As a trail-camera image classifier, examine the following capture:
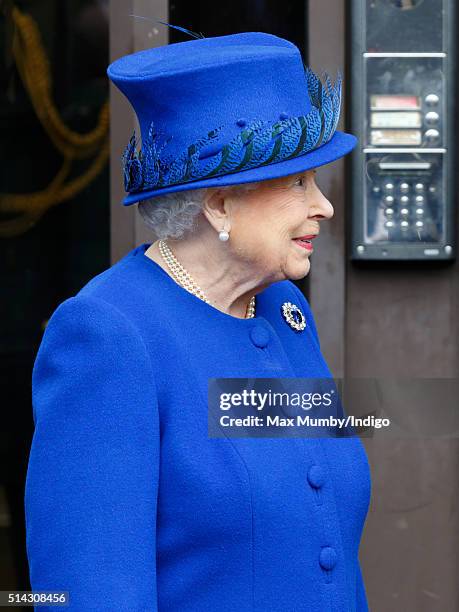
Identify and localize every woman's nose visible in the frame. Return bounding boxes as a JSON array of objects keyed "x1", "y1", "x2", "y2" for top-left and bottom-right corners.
[{"x1": 308, "y1": 187, "x2": 334, "y2": 221}]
